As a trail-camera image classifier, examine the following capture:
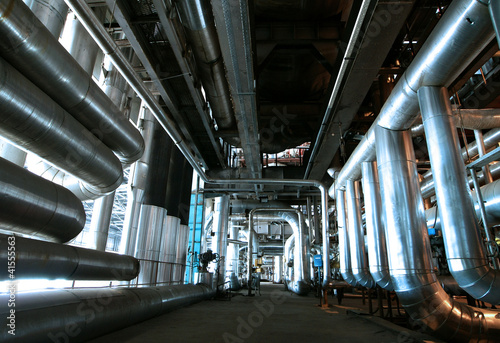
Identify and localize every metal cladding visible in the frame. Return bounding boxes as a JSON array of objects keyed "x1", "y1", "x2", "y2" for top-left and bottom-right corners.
[
  {"x1": 330, "y1": 0, "x2": 496, "y2": 197},
  {"x1": 249, "y1": 206, "x2": 311, "y2": 295},
  {"x1": 176, "y1": 0, "x2": 236, "y2": 130},
  {"x1": 0, "y1": 0, "x2": 145, "y2": 164},
  {"x1": 0, "y1": 284, "x2": 214, "y2": 342},
  {"x1": 0, "y1": 157, "x2": 85, "y2": 243},
  {"x1": 419, "y1": 86, "x2": 500, "y2": 305},
  {"x1": 173, "y1": 224, "x2": 190, "y2": 284},
  {"x1": 0, "y1": 233, "x2": 139, "y2": 280},
  {"x1": 376, "y1": 126, "x2": 500, "y2": 342},
  {"x1": 135, "y1": 205, "x2": 167, "y2": 286},
  {"x1": 346, "y1": 180, "x2": 376, "y2": 288},
  {"x1": 490, "y1": 0, "x2": 500, "y2": 47},
  {"x1": 212, "y1": 196, "x2": 230, "y2": 288},
  {"x1": 336, "y1": 189, "x2": 357, "y2": 286},
  {"x1": 0, "y1": 56, "x2": 123, "y2": 195},
  {"x1": 157, "y1": 215, "x2": 180, "y2": 284},
  {"x1": 361, "y1": 162, "x2": 393, "y2": 291},
  {"x1": 24, "y1": 0, "x2": 68, "y2": 37}
]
